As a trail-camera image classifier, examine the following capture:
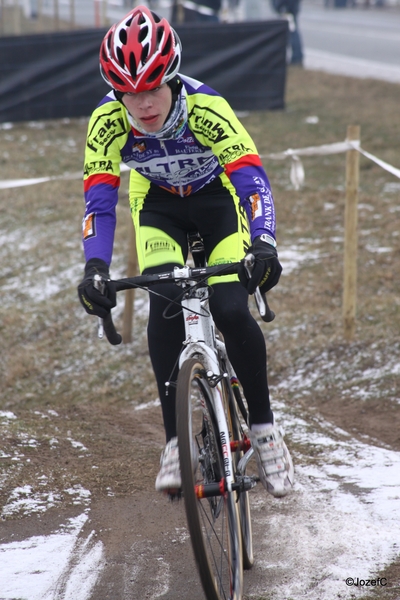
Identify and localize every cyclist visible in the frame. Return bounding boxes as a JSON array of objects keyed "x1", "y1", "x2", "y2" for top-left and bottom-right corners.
[{"x1": 78, "y1": 5, "x2": 294, "y2": 498}]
